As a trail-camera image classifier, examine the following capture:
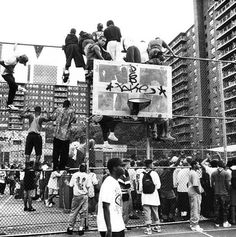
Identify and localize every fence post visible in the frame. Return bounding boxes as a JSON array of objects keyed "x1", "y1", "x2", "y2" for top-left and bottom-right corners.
[
  {"x1": 218, "y1": 62, "x2": 227, "y2": 162},
  {"x1": 85, "y1": 78, "x2": 91, "y2": 171}
]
